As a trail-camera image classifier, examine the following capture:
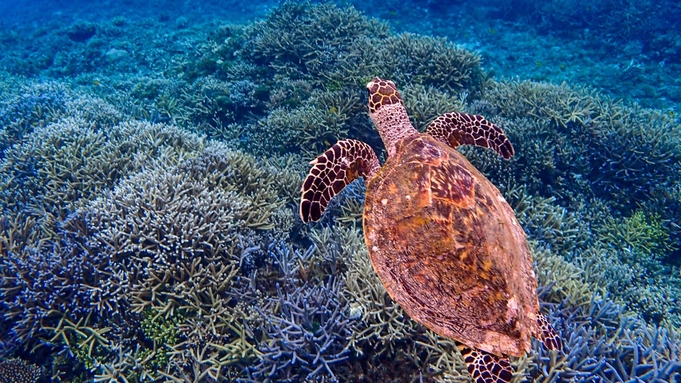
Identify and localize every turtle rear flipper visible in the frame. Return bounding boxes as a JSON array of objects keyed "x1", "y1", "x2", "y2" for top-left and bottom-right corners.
[
  {"x1": 426, "y1": 112, "x2": 514, "y2": 159},
  {"x1": 460, "y1": 346, "x2": 513, "y2": 383},
  {"x1": 537, "y1": 313, "x2": 562, "y2": 351},
  {"x1": 300, "y1": 139, "x2": 380, "y2": 223}
]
